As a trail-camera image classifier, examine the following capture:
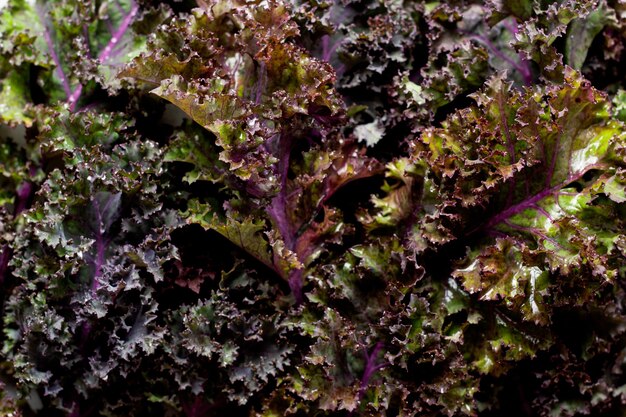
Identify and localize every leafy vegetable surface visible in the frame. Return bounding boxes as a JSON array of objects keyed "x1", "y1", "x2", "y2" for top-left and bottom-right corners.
[{"x1": 2, "y1": 0, "x2": 626, "y2": 416}]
